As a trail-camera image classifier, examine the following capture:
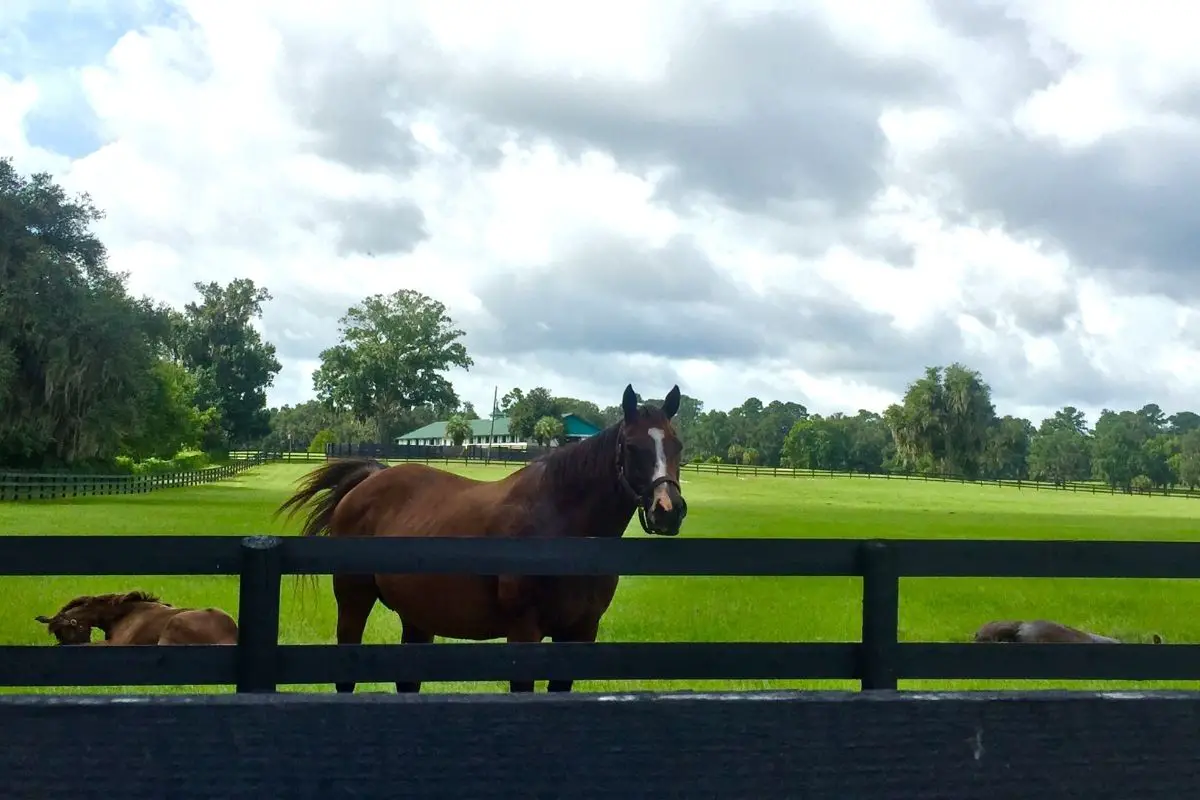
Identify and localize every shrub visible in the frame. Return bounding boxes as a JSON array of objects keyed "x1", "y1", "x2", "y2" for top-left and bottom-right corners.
[
  {"x1": 308, "y1": 429, "x2": 337, "y2": 454},
  {"x1": 171, "y1": 449, "x2": 209, "y2": 471},
  {"x1": 131, "y1": 457, "x2": 175, "y2": 475}
]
